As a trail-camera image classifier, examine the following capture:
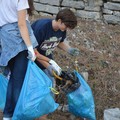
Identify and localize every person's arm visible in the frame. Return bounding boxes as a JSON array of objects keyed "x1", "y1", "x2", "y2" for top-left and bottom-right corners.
[
  {"x1": 34, "y1": 49, "x2": 50, "y2": 62},
  {"x1": 58, "y1": 42, "x2": 80, "y2": 56},
  {"x1": 36, "y1": 58, "x2": 49, "y2": 69},
  {"x1": 18, "y1": 9, "x2": 36, "y2": 61},
  {"x1": 34, "y1": 49, "x2": 62, "y2": 75},
  {"x1": 58, "y1": 42, "x2": 71, "y2": 52},
  {"x1": 36, "y1": 58, "x2": 61, "y2": 76},
  {"x1": 18, "y1": 9, "x2": 31, "y2": 47}
]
